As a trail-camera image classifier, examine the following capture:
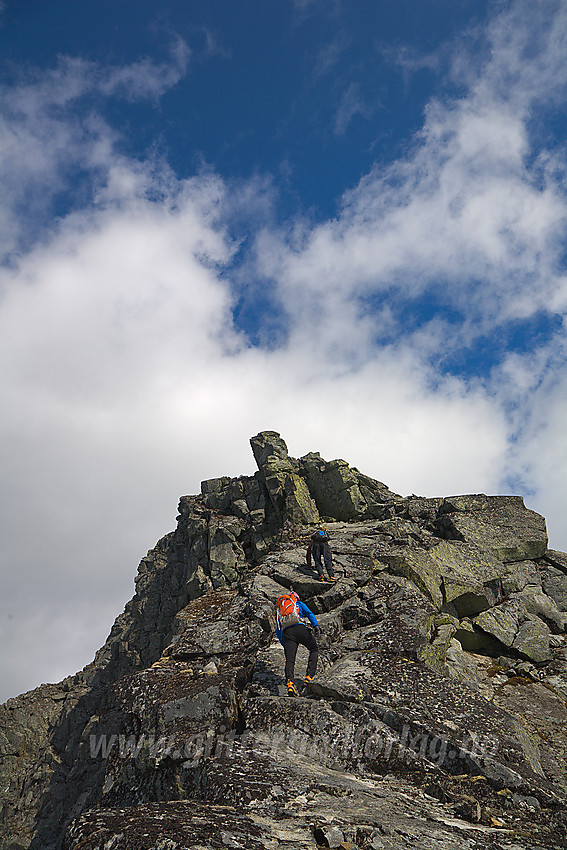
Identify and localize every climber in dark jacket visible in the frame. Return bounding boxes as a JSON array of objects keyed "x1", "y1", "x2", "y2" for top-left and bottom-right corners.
[
  {"x1": 276, "y1": 592, "x2": 320, "y2": 696},
  {"x1": 306, "y1": 529, "x2": 335, "y2": 582}
]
